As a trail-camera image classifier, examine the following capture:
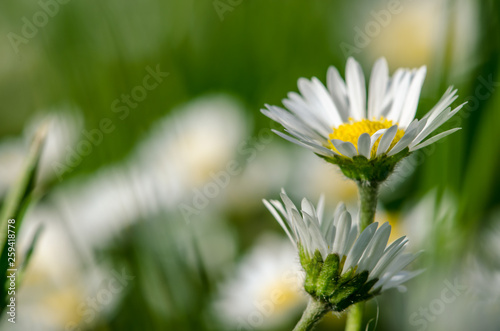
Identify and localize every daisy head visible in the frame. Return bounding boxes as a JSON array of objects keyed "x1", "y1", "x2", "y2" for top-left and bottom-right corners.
[
  {"x1": 262, "y1": 57, "x2": 465, "y2": 182},
  {"x1": 213, "y1": 235, "x2": 306, "y2": 330},
  {"x1": 263, "y1": 190, "x2": 422, "y2": 312}
]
